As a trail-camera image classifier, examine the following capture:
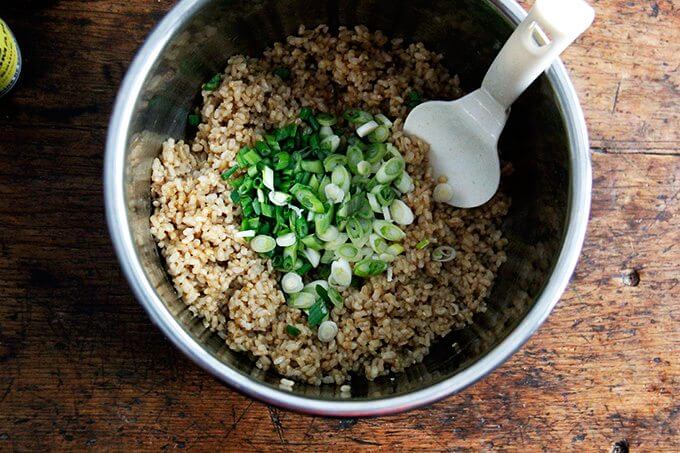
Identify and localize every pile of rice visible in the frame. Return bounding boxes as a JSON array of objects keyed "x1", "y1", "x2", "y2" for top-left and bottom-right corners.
[{"x1": 150, "y1": 25, "x2": 510, "y2": 385}]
